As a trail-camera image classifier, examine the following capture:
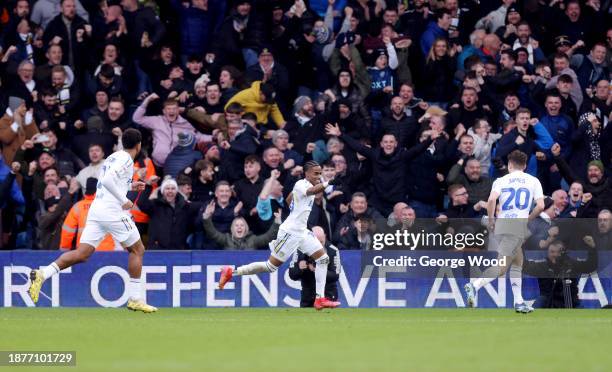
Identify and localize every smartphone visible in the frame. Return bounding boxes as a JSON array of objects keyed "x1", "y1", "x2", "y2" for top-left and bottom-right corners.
[{"x1": 34, "y1": 134, "x2": 50, "y2": 143}]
